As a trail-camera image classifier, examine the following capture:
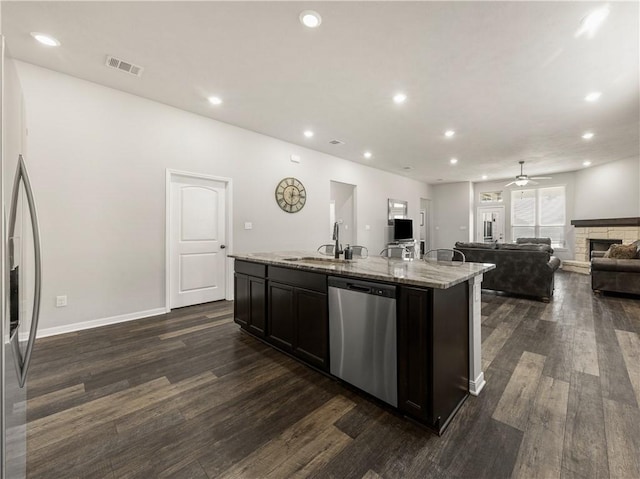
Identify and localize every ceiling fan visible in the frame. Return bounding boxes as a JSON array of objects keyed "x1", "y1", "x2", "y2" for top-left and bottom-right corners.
[{"x1": 504, "y1": 161, "x2": 552, "y2": 187}]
